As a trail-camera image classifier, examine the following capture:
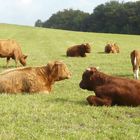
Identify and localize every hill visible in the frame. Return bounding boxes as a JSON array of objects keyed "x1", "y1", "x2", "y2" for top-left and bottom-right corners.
[{"x1": 0, "y1": 24, "x2": 139, "y2": 140}]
